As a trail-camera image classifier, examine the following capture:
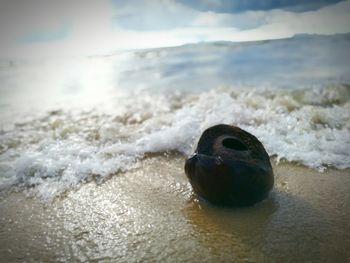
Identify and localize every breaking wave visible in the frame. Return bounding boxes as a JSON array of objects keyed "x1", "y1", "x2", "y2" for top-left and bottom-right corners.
[{"x1": 0, "y1": 85, "x2": 349, "y2": 199}]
